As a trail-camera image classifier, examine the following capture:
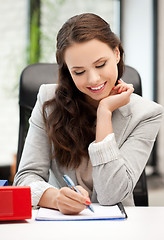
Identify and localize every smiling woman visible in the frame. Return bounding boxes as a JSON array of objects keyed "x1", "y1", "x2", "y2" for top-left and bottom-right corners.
[{"x1": 14, "y1": 13, "x2": 163, "y2": 215}]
